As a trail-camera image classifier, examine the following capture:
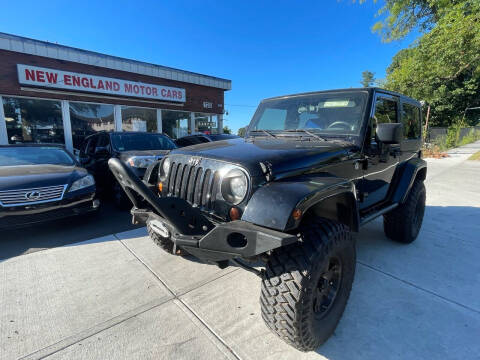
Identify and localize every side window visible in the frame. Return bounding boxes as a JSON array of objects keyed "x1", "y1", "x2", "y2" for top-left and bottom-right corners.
[
  {"x1": 372, "y1": 97, "x2": 397, "y2": 138},
  {"x1": 402, "y1": 103, "x2": 421, "y2": 139}
]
